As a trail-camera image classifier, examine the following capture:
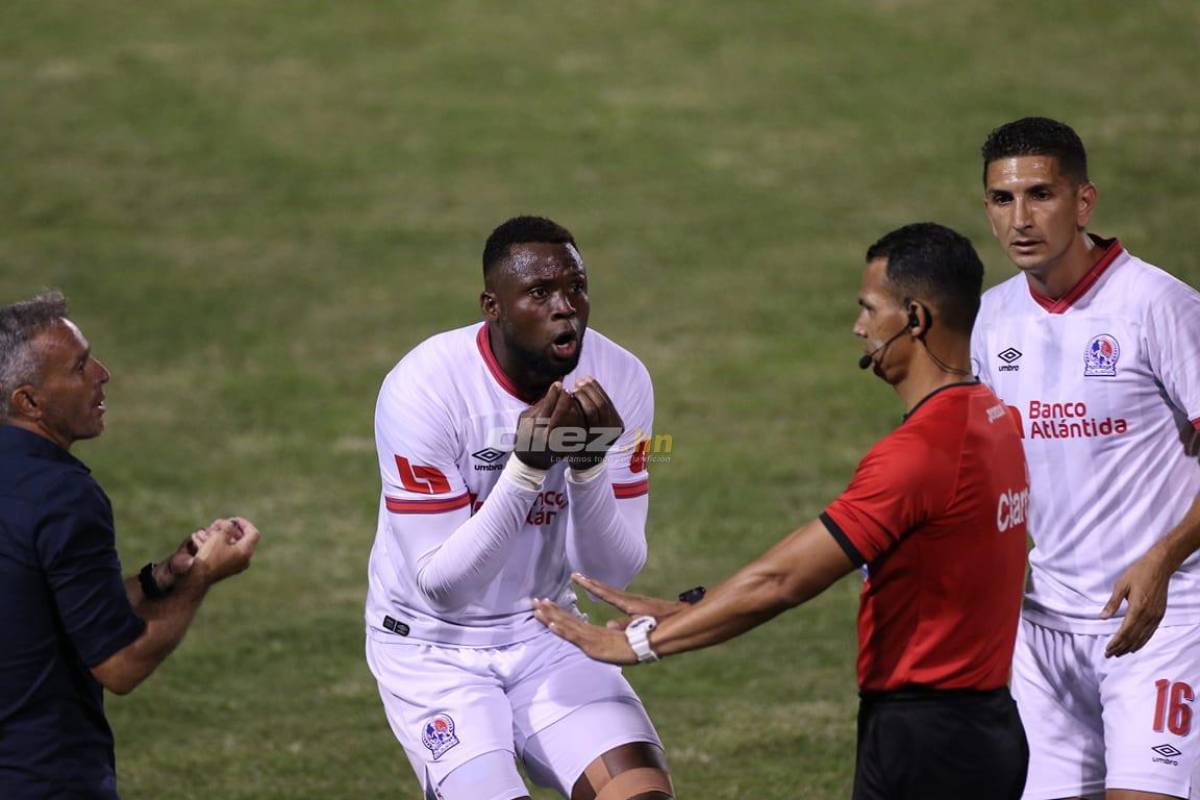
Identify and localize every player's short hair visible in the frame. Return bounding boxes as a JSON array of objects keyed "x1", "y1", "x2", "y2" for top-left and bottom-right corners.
[
  {"x1": 482, "y1": 216, "x2": 577, "y2": 279},
  {"x1": 0, "y1": 290, "x2": 70, "y2": 419},
  {"x1": 866, "y1": 223, "x2": 984, "y2": 335},
  {"x1": 981, "y1": 117, "x2": 1089, "y2": 186}
]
